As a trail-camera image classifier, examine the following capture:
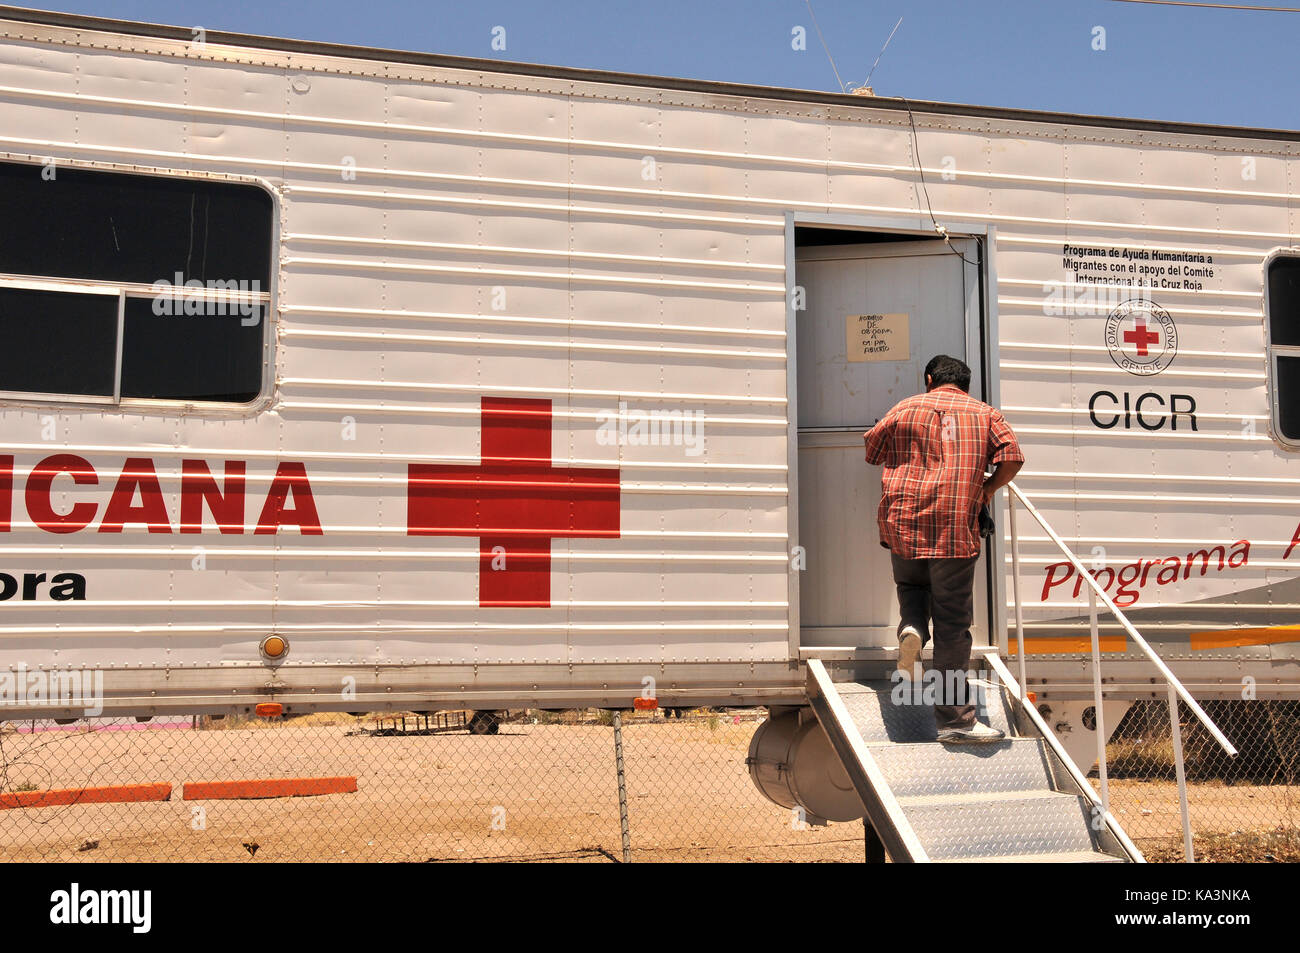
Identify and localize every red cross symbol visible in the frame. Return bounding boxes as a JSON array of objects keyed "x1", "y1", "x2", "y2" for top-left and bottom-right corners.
[
  {"x1": 407, "y1": 397, "x2": 621, "y2": 607},
  {"x1": 1123, "y1": 319, "x2": 1161, "y2": 357}
]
